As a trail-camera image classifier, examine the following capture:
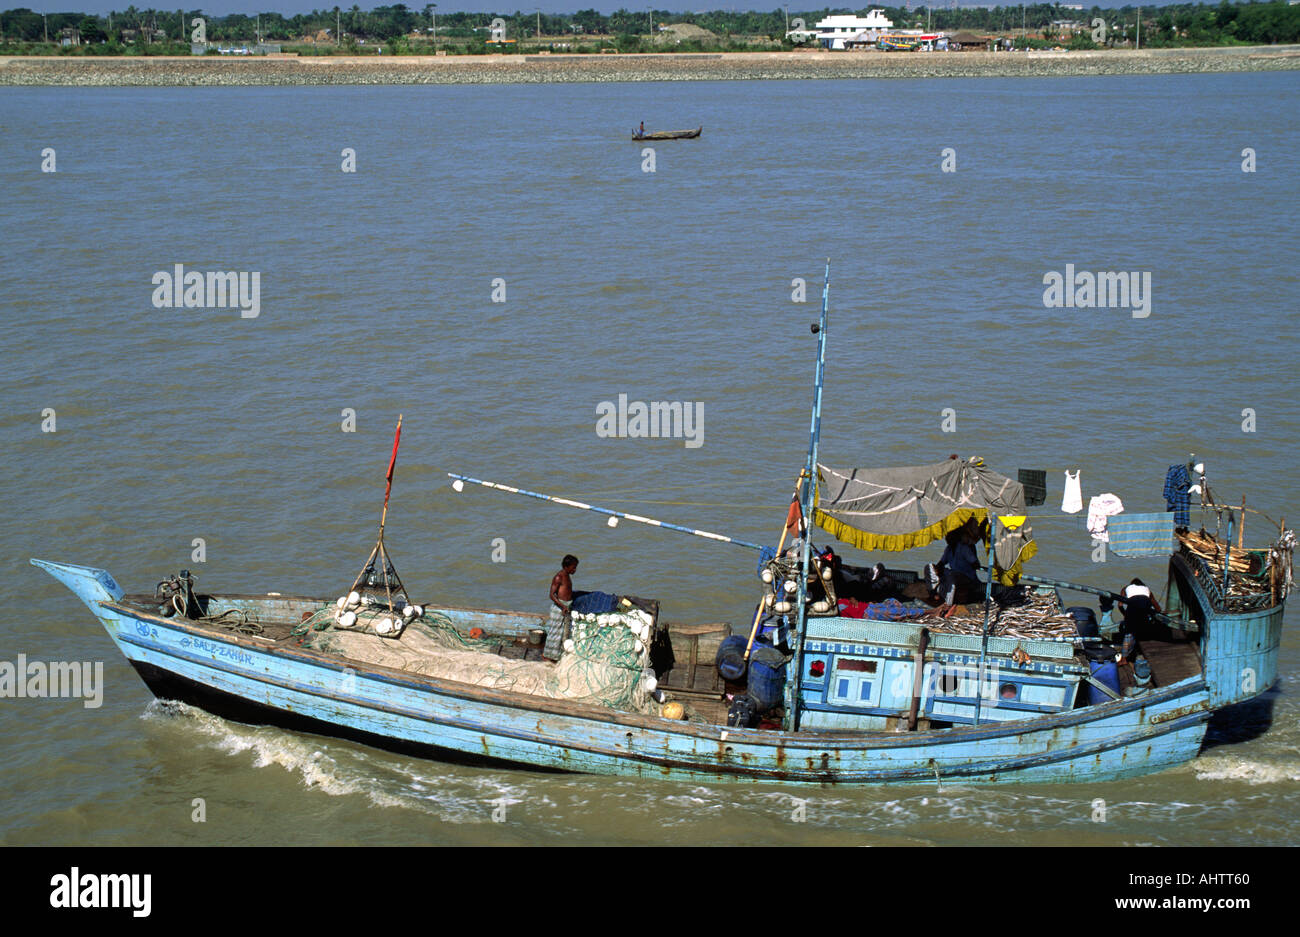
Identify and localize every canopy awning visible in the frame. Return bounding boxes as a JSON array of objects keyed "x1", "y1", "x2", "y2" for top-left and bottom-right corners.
[{"x1": 813, "y1": 458, "x2": 1031, "y2": 562}]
